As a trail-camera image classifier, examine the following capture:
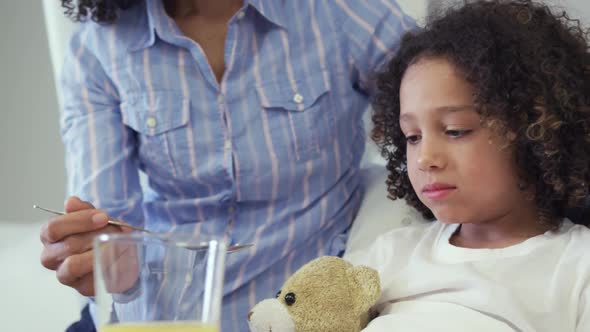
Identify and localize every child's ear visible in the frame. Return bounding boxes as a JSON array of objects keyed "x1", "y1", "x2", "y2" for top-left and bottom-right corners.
[{"x1": 347, "y1": 265, "x2": 381, "y2": 313}]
